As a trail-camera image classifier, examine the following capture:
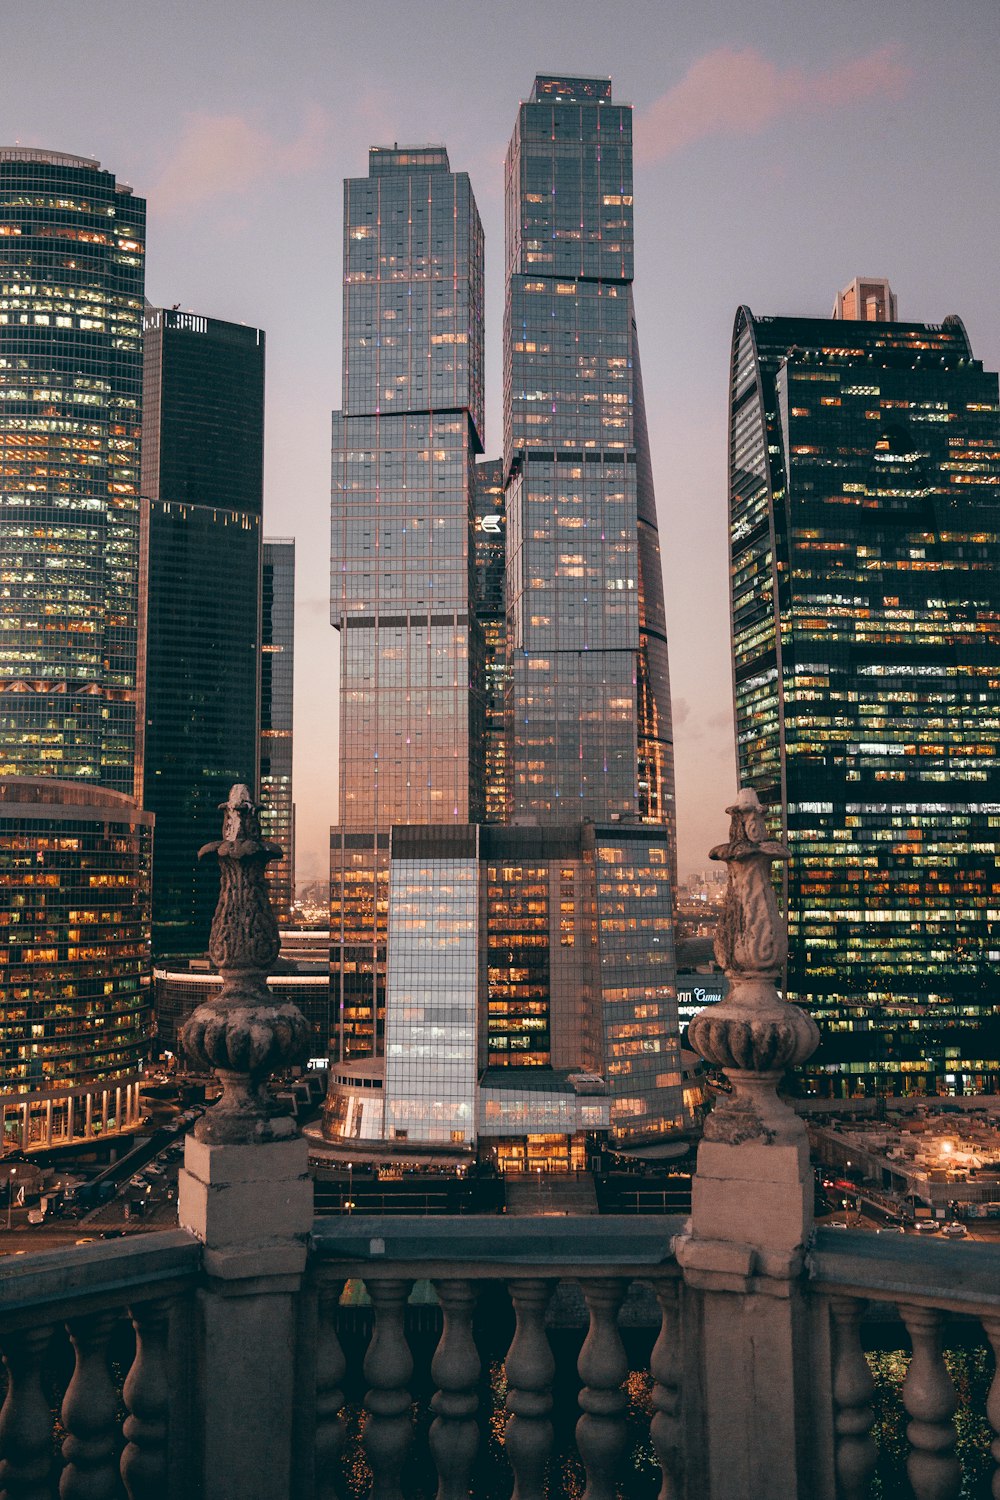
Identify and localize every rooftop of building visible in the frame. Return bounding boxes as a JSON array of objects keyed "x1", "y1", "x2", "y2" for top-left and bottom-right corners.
[
  {"x1": 367, "y1": 144, "x2": 451, "y2": 176},
  {"x1": 0, "y1": 146, "x2": 135, "y2": 193},
  {"x1": 529, "y1": 75, "x2": 613, "y2": 104}
]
